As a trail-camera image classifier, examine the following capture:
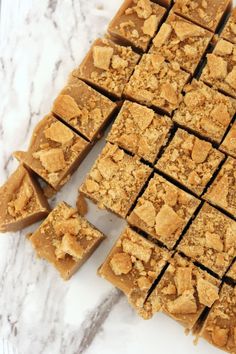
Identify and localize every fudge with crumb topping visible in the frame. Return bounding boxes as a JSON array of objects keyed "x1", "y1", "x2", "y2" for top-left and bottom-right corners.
[
  {"x1": 226, "y1": 260, "x2": 236, "y2": 282},
  {"x1": 220, "y1": 120, "x2": 236, "y2": 158},
  {"x1": 221, "y1": 8, "x2": 236, "y2": 44}
]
